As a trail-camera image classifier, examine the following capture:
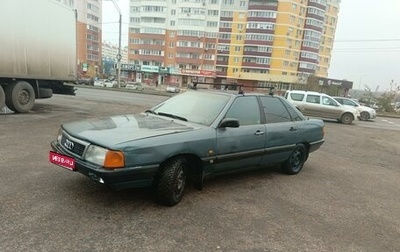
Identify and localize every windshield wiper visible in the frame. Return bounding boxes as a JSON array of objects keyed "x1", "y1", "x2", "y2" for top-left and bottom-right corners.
[
  {"x1": 145, "y1": 109, "x2": 158, "y2": 115},
  {"x1": 157, "y1": 112, "x2": 188, "y2": 121}
]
